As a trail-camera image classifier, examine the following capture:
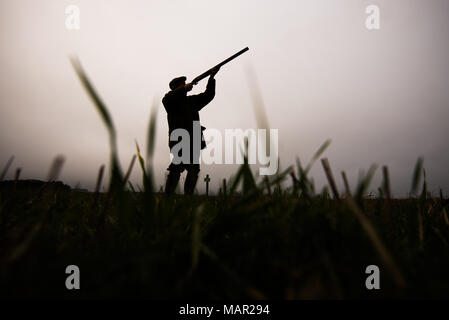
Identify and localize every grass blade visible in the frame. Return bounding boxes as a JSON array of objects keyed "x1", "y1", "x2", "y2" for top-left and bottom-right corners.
[
  {"x1": 146, "y1": 98, "x2": 159, "y2": 163},
  {"x1": 355, "y1": 164, "x2": 378, "y2": 199},
  {"x1": 321, "y1": 158, "x2": 340, "y2": 200},
  {"x1": 14, "y1": 168, "x2": 21, "y2": 181},
  {"x1": 341, "y1": 171, "x2": 351, "y2": 197},
  {"x1": 0, "y1": 156, "x2": 14, "y2": 181},
  {"x1": 410, "y1": 157, "x2": 424, "y2": 196},
  {"x1": 382, "y1": 166, "x2": 392, "y2": 200},
  {"x1": 47, "y1": 155, "x2": 65, "y2": 182},
  {"x1": 69, "y1": 56, "x2": 123, "y2": 192},
  {"x1": 306, "y1": 139, "x2": 331, "y2": 174},
  {"x1": 123, "y1": 155, "x2": 137, "y2": 186},
  {"x1": 95, "y1": 164, "x2": 105, "y2": 193}
]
